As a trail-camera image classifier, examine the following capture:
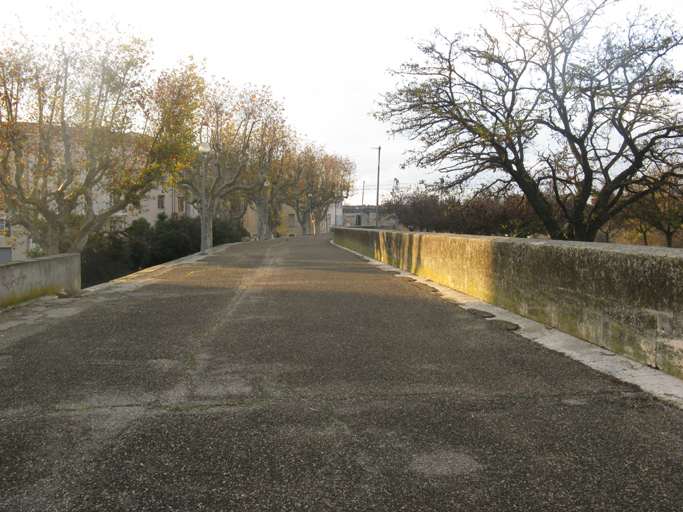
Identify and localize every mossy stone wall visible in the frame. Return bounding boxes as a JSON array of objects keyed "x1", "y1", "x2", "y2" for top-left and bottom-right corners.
[{"x1": 335, "y1": 228, "x2": 683, "y2": 379}]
